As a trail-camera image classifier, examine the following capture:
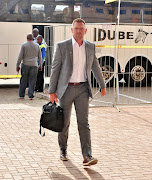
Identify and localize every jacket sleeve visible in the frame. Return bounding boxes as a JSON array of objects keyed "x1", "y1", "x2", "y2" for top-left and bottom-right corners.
[
  {"x1": 92, "y1": 45, "x2": 106, "y2": 89},
  {"x1": 16, "y1": 45, "x2": 24, "y2": 68},
  {"x1": 48, "y1": 43, "x2": 62, "y2": 94},
  {"x1": 38, "y1": 47, "x2": 43, "y2": 68}
]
